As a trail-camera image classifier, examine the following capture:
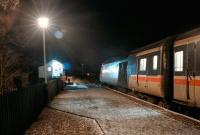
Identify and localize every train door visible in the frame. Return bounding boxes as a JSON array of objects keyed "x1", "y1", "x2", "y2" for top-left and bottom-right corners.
[
  {"x1": 174, "y1": 43, "x2": 196, "y2": 104},
  {"x1": 118, "y1": 61, "x2": 128, "y2": 88},
  {"x1": 136, "y1": 56, "x2": 148, "y2": 92},
  {"x1": 195, "y1": 41, "x2": 200, "y2": 107},
  {"x1": 127, "y1": 54, "x2": 137, "y2": 90},
  {"x1": 147, "y1": 53, "x2": 163, "y2": 97}
]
